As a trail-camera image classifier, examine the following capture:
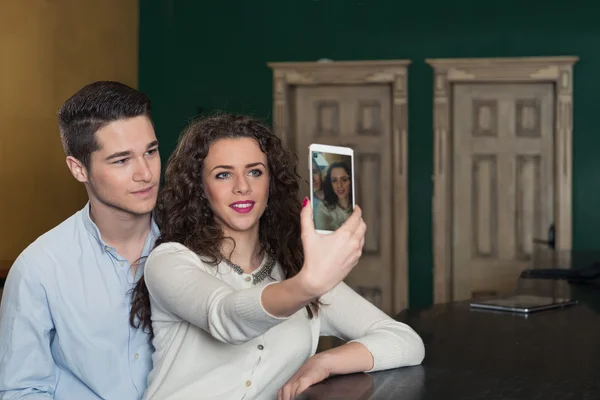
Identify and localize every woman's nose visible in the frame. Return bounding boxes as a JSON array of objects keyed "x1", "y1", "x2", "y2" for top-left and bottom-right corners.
[{"x1": 233, "y1": 175, "x2": 251, "y2": 194}]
